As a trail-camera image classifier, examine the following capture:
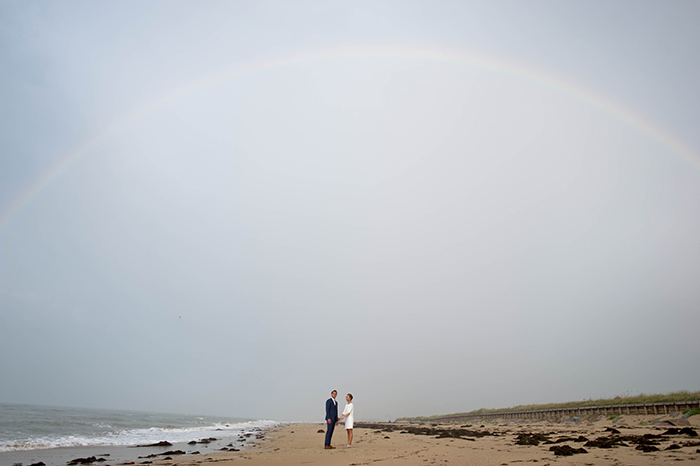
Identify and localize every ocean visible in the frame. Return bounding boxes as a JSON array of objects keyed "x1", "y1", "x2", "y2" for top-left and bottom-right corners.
[{"x1": 0, "y1": 403, "x2": 281, "y2": 466}]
